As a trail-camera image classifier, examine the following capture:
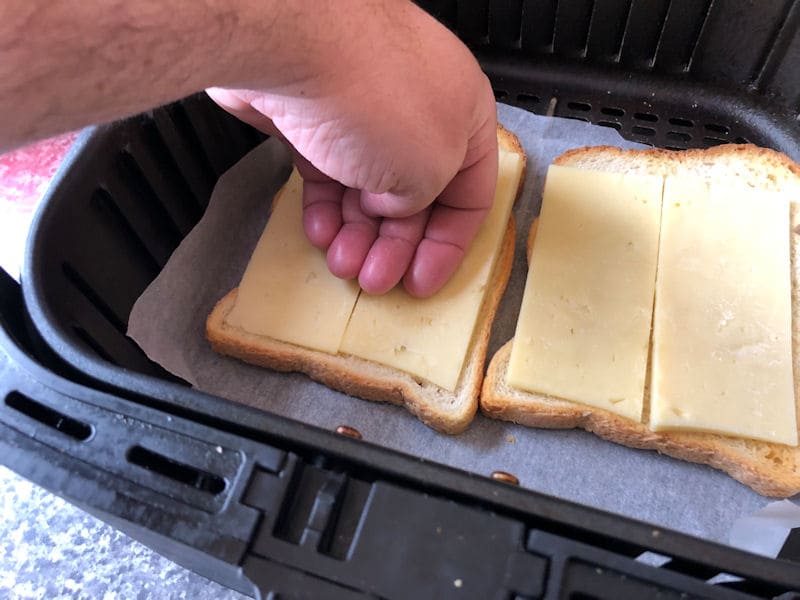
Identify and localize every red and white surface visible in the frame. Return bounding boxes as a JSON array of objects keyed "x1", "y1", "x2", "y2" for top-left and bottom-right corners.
[{"x1": 0, "y1": 132, "x2": 77, "y2": 279}]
